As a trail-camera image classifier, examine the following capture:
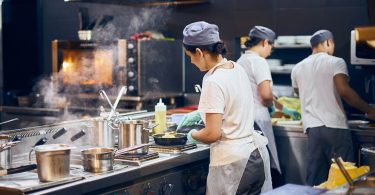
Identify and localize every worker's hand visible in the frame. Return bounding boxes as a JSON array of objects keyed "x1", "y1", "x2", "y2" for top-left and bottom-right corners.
[
  {"x1": 366, "y1": 108, "x2": 375, "y2": 120},
  {"x1": 177, "y1": 110, "x2": 201, "y2": 129},
  {"x1": 187, "y1": 129, "x2": 199, "y2": 144},
  {"x1": 281, "y1": 107, "x2": 301, "y2": 120},
  {"x1": 268, "y1": 105, "x2": 276, "y2": 115}
]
